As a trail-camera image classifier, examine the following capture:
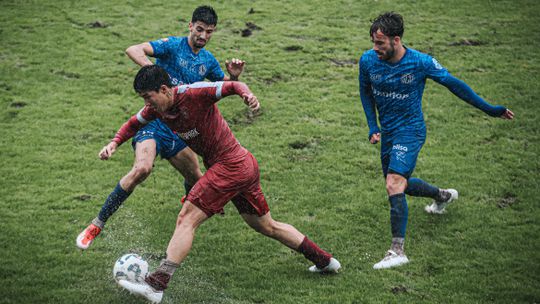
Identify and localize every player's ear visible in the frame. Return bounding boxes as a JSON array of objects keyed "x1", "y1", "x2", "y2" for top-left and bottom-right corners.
[{"x1": 160, "y1": 85, "x2": 169, "y2": 95}]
